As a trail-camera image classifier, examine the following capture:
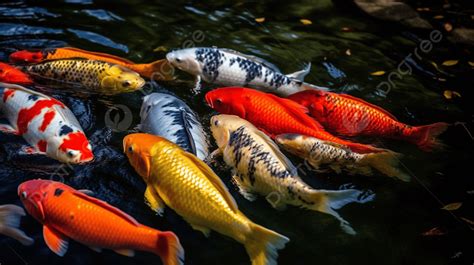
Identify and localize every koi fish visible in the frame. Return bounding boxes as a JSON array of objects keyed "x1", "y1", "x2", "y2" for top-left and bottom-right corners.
[
  {"x1": 0, "y1": 82, "x2": 93, "y2": 164},
  {"x1": 138, "y1": 93, "x2": 209, "y2": 161},
  {"x1": 275, "y1": 134, "x2": 410, "y2": 181},
  {"x1": 205, "y1": 87, "x2": 384, "y2": 154},
  {"x1": 166, "y1": 47, "x2": 327, "y2": 96},
  {"x1": 18, "y1": 179, "x2": 184, "y2": 265},
  {"x1": 288, "y1": 90, "x2": 449, "y2": 151},
  {"x1": 0, "y1": 62, "x2": 33, "y2": 85},
  {"x1": 0, "y1": 204, "x2": 34, "y2": 246},
  {"x1": 123, "y1": 133, "x2": 289, "y2": 265},
  {"x1": 10, "y1": 47, "x2": 174, "y2": 80},
  {"x1": 210, "y1": 114, "x2": 375, "y2": 235},
  {"x1": 20, "y1": 59, "x2": 145, "y2": 95}
]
